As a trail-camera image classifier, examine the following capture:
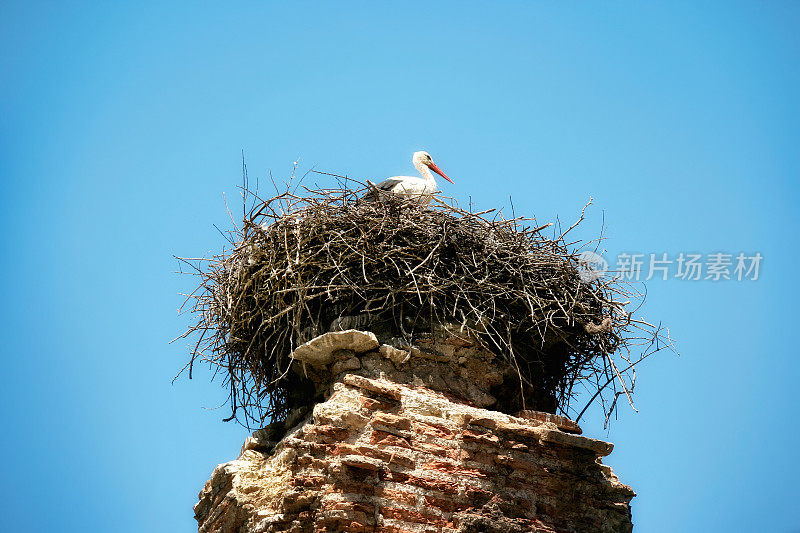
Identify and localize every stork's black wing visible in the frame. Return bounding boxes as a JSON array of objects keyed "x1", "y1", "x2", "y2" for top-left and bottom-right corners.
[
  {"x1": 373, "y1": 178, "x2": 405, "y2": 191},
  {"x1": 360, "y1": 178, "x2": 405, "y2": 203}
]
